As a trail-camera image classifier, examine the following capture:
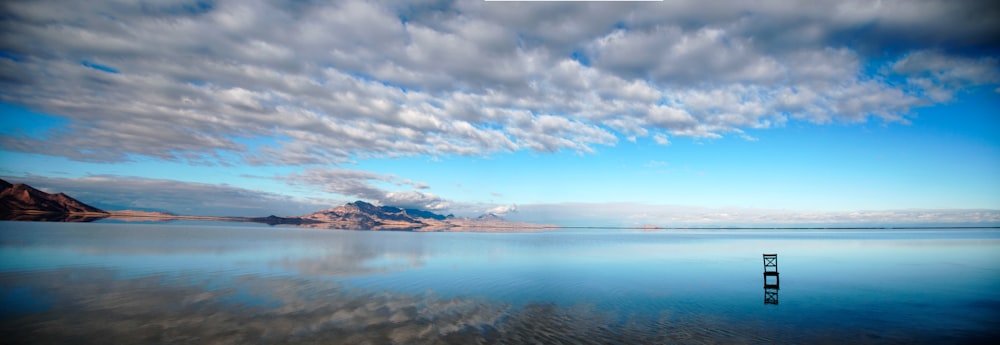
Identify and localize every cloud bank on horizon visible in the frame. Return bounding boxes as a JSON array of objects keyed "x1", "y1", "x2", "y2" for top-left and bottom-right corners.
[
  {"x1": 1, "y1": 0, "x2": 999, "y2": 222},
  {"x1": 5, "y1": 174, "x2": 336, "y2": 217},
  {"x1": 6, "y1": 174, "x2": 999, "y2": 226}
]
